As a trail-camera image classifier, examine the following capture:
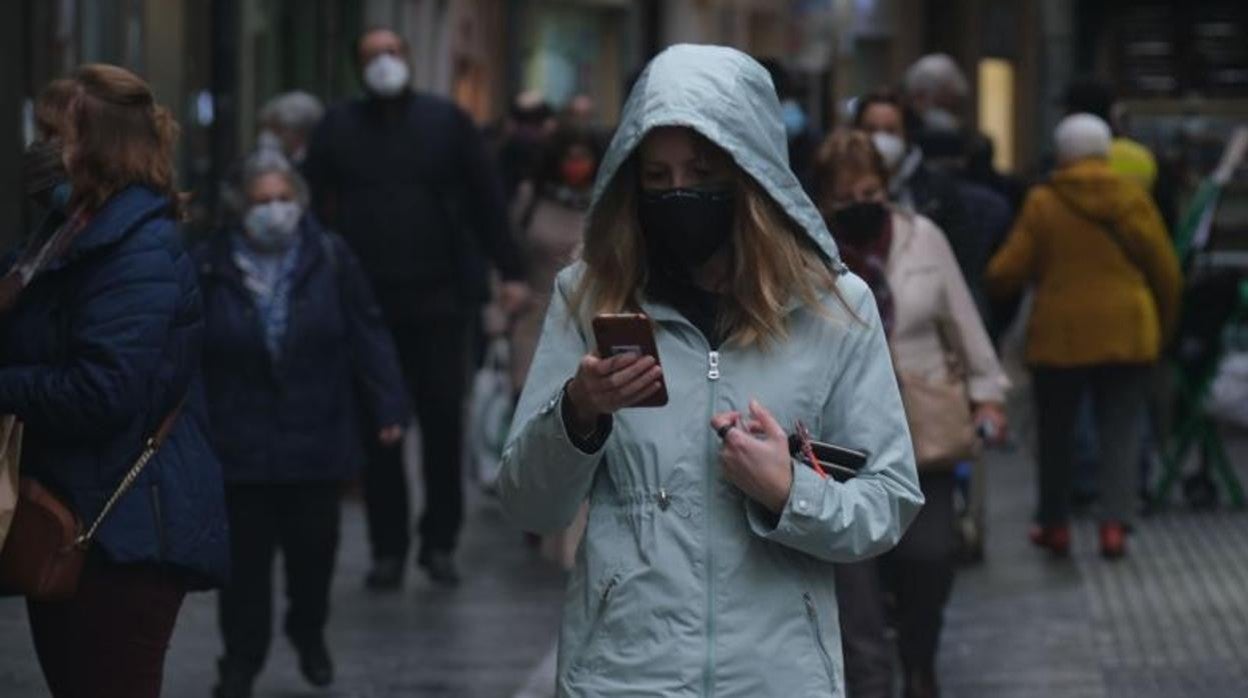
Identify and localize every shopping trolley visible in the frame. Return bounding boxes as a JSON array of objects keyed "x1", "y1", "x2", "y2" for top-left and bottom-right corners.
[
  {"x1": 1151, "y1": 128, "x2": 1248, "y2": 509},
  {"x1": 1152, "y1": 272, "x2": 1248, "y2": 509}
]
